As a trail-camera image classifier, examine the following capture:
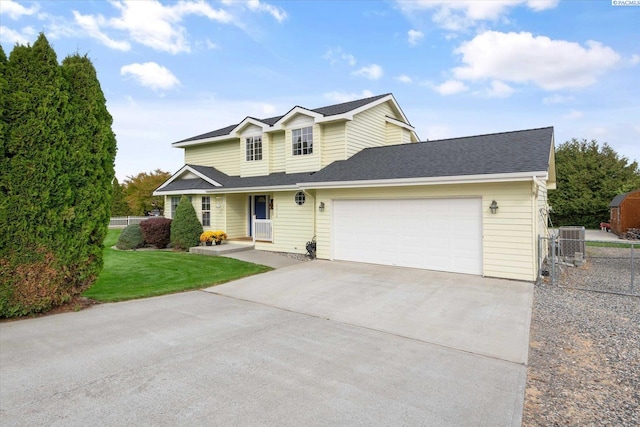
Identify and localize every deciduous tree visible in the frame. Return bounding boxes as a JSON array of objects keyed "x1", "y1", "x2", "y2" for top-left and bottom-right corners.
[{"x1": 123, "y1": 169, "x2": 171, "y2": 215}]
